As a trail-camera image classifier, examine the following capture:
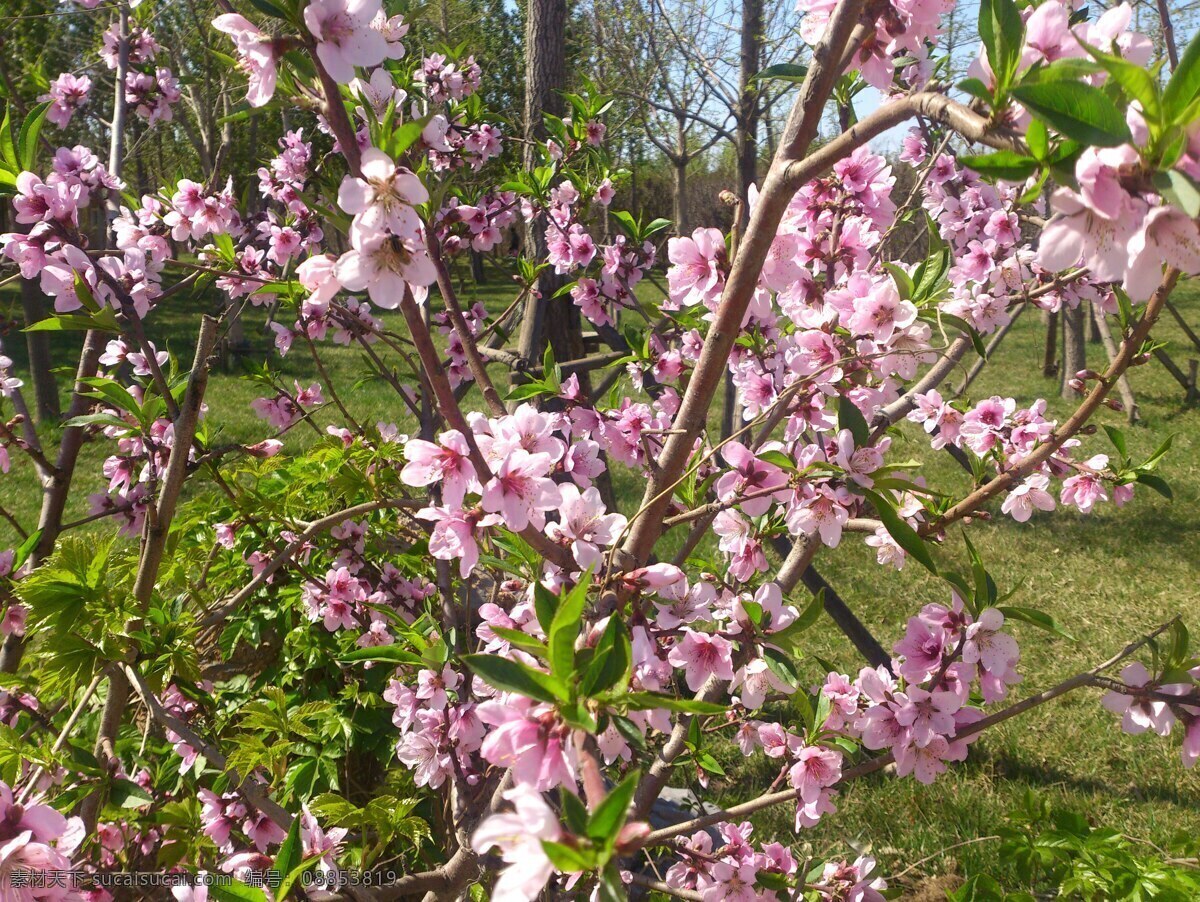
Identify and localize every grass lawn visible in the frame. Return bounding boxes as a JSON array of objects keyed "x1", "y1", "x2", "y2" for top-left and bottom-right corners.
[{"x1": 2, "y1": 266, "x2": 1199, "y2": 891}]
